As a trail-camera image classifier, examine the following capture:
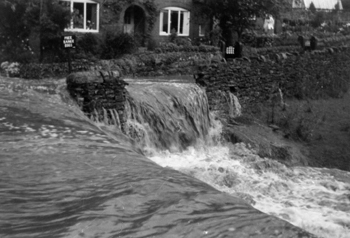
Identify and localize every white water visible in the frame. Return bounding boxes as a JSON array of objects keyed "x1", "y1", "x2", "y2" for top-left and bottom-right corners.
[{"x1": 147, "y1": 121, "x2": 350, "y2": 238}]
